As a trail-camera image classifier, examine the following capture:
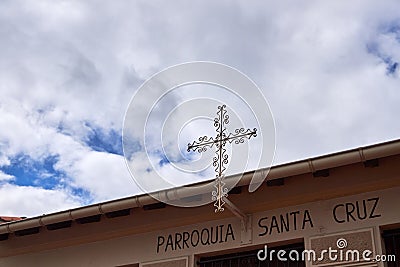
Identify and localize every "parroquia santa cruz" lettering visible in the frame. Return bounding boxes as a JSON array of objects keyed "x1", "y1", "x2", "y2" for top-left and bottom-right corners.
[
  {"x1": 258, "y1": 209, "x2": 314, "y2": 236},
  {"x1": 157, "y1": 224, "x2": 235, "y2": 253}
]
